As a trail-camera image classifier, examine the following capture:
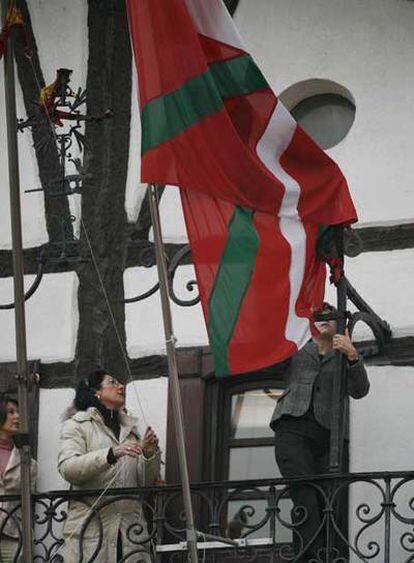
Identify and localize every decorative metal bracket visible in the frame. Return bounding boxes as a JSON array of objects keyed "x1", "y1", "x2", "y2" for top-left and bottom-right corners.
[
  {"x1": 123, "y1": 242, "x2": 199, "y2": 307},
  {"x1": 167, "y1": 245, "x2": 199, "y2": 307},
  {"x1": 1, "y1": 69, "x2": 101, "y2": 309},
  {"x1": 0, "y1": 250, "x2": 45, "y2": 310},
  {"x1": 346, "y1": 277, "x2": 392, "y2": 357},
  {"x1": 20, "y1": 68, "x2": 110, "y2": 196}
]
